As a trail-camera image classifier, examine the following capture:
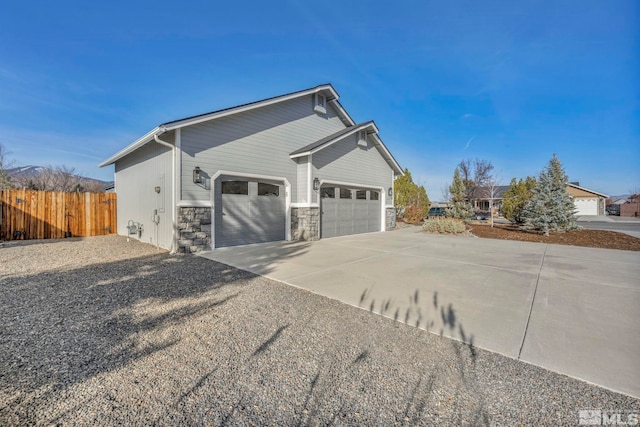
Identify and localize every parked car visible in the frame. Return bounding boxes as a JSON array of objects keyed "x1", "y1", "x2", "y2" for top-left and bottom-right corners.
[
  {"x1": 606, "y1": 205, "x2": 620, "y2": 216},
  {"x1": 474, "y1": 210, "x2": 491, "y2": 220},
  {"x1": 427, "y1": 207, "x2": 447, "y2": 217}
]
